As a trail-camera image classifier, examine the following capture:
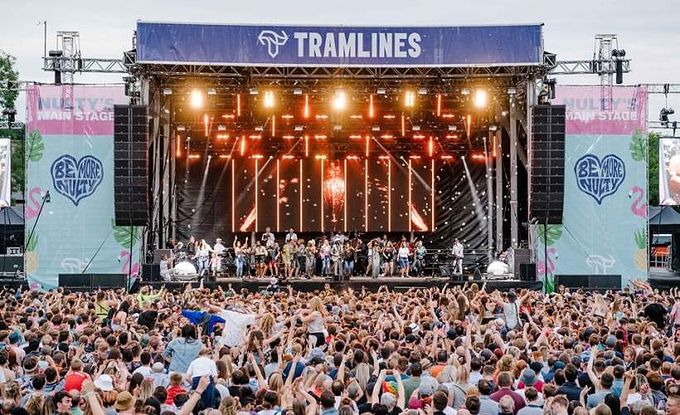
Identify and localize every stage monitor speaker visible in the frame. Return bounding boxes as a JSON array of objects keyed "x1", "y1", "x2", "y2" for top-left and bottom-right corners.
[
  {"x1": 530, "y1": 105, "x2": 566, "y2": 224},
  {"x1": 519, "y1": 263, "x2": 537, "y2": 281},
  {"x1": 554, "y1": 274, "x2": 621, "y2": 291},
  {"x1": 142, "y1": 263, "x2": 160, "y2": 282},
  {"x1": 114, "y1": 105, "x2": 149, "y2": 226},
  {"x1": 0, "y1": 256, "x2": 23, "y2": 273},
  {"x1": 59, "y1": 273, "x2": 127, "y2": 289}
]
